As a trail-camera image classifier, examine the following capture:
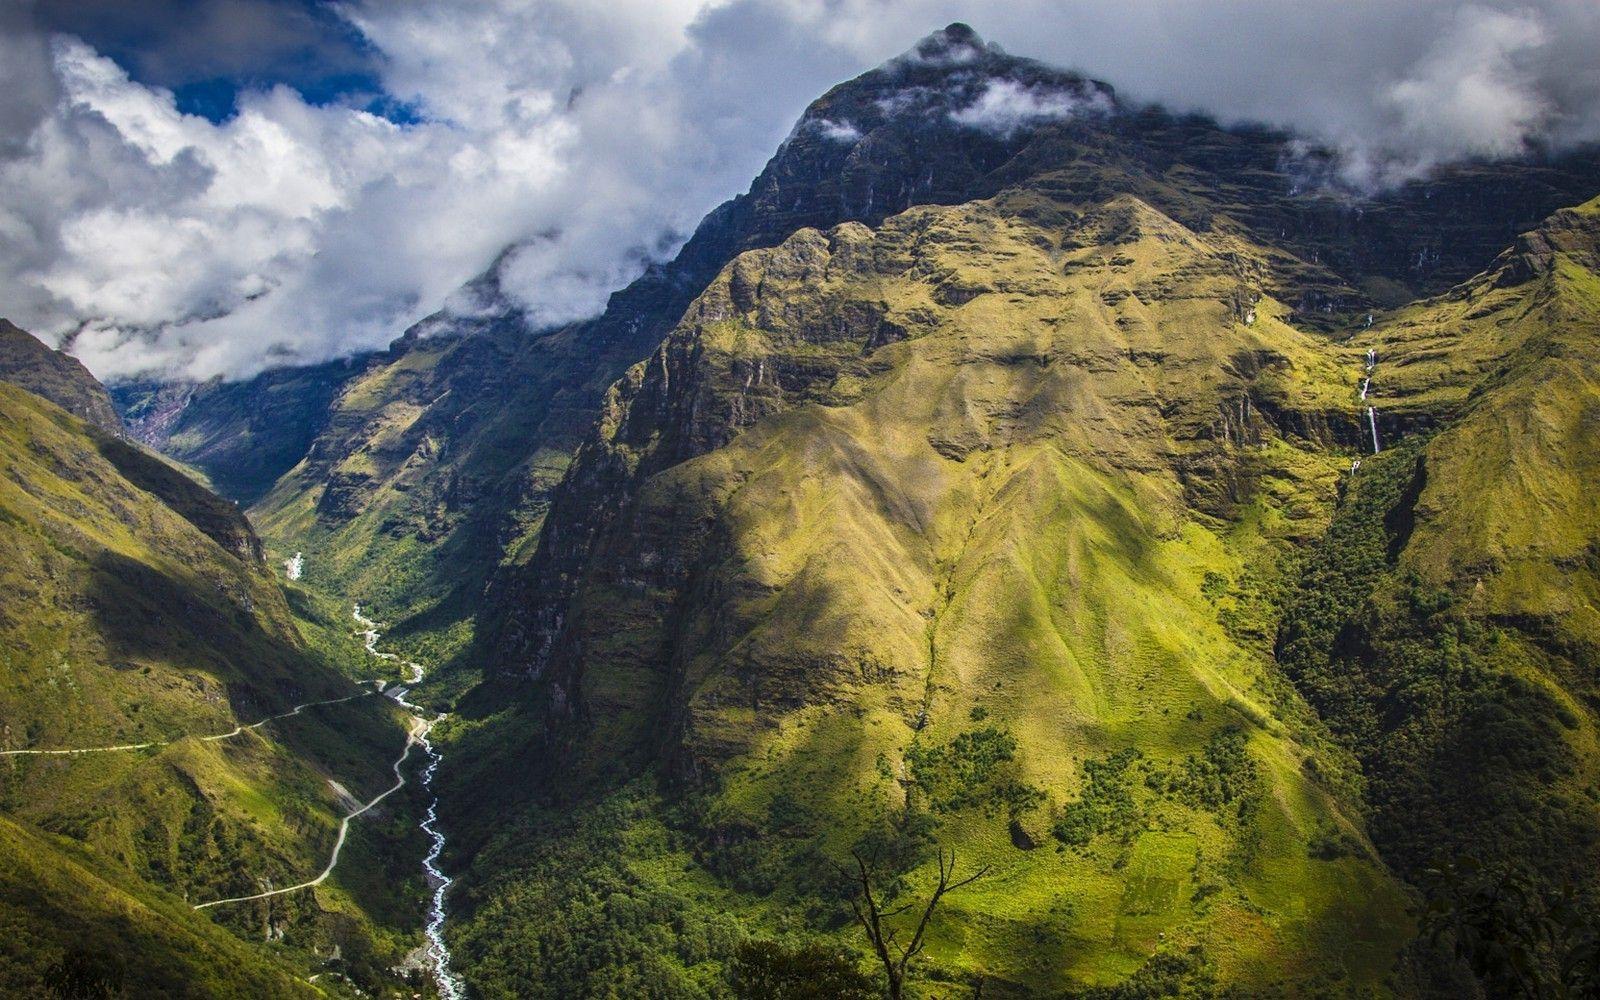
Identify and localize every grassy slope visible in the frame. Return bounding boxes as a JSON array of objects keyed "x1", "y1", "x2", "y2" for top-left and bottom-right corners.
[
  {"x1": 1279, "y1": 198, "x2": 1600, "y2": 890},
  {"x1": 451, "y1": 186, "x2": 1419, "y2": 997},
  {"x1": 0, "y1": 319, "x2": 122, "y2": 433},
  {"x1": 245, "y1": 66, "x2": 1600, "y2": 706},
  {"x1": 0, "y1": 384, "x2": 429, "y2": 997},
  {"x1": 250, "y1": 334, "x2": 537, "y2": 678}
]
